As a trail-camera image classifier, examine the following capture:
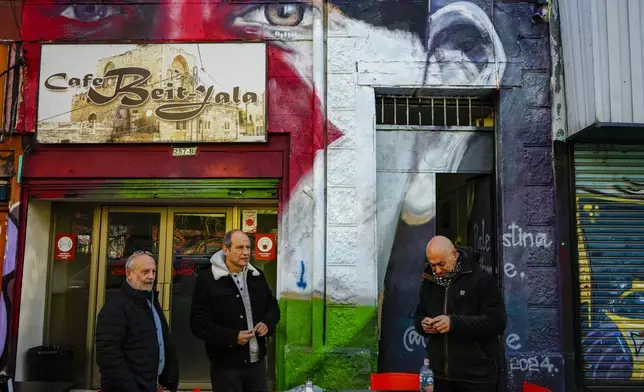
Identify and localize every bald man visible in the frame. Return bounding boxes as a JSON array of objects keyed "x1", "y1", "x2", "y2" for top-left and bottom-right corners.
[
  {"x1": 414, "y1": 236, "x2": 506, "y2": 392},
  {"x1": 96, "y1": 251, "x2": 179, "y2": 392}
]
